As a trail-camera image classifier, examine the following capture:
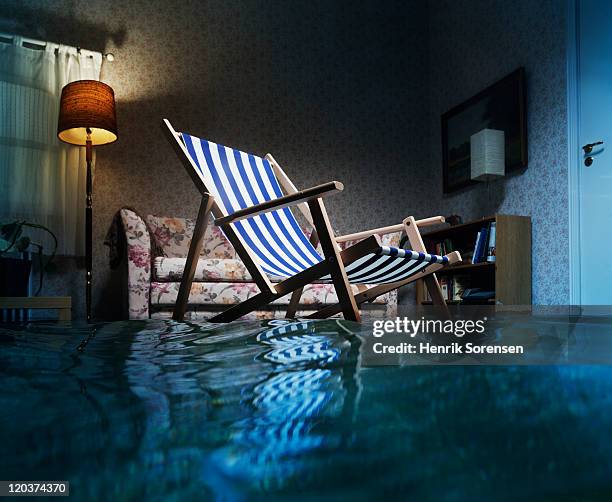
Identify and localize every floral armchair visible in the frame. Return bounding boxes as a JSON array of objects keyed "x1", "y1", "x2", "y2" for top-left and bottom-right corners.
[{"x1": 119, "y1": 208, "x2": 400, "y2": 320}]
